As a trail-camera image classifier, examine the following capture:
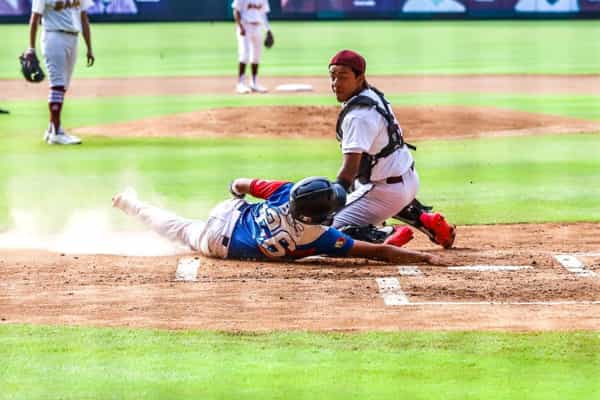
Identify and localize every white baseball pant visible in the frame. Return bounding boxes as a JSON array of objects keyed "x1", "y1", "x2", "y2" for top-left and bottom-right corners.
[
  {"x1": 124, "y1": 197, "x2": 245, "y2": 259},
  {"x1": 237, "y1": 23, "x2": 263, "y2": 64},
  {"x1": 41, "y1": 31, "x2": 78, "y2": 89},
  {"x1": 333, "y1": 167, "x2": 420, "y2": 228}
]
